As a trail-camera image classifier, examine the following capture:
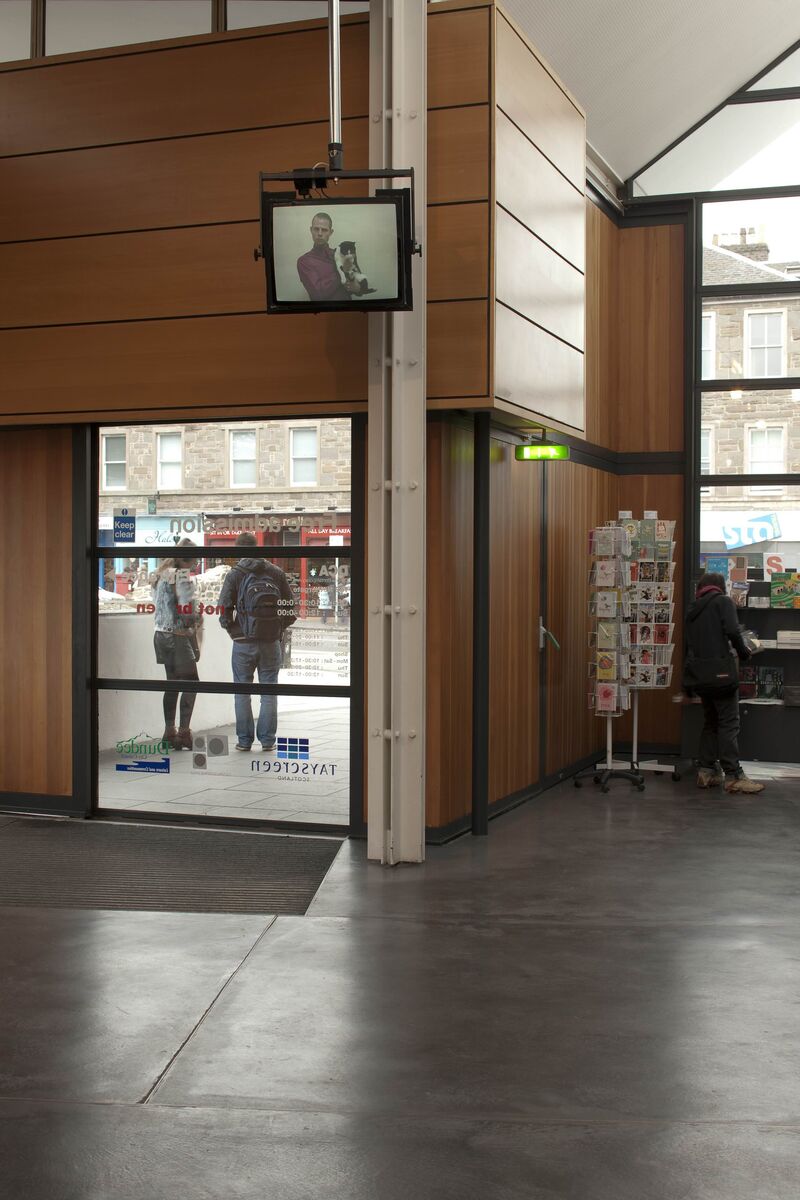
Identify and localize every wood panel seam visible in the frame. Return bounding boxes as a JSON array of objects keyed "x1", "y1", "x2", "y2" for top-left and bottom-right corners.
[
  {"x1": 495, "y1": 106, "x2": 585, "y2": 201},
  {"x1": 496, "y1": 298, "x2": 585, "y2": 356}
]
